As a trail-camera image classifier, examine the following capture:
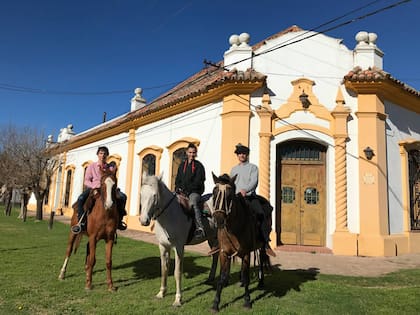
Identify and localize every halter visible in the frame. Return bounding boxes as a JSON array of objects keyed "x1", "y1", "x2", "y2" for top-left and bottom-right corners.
[
  {"x1": 152, "y1": 192, "x2": 177, "y2": 220},
  {"x1": 213, "y1": 183, "x2": 233, "y2": 217}
]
